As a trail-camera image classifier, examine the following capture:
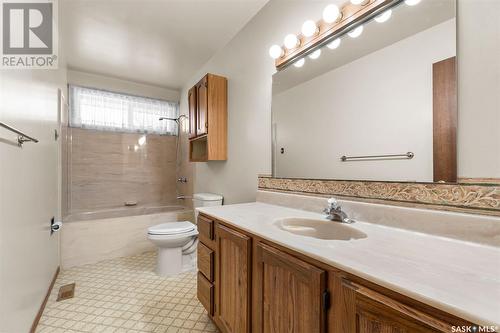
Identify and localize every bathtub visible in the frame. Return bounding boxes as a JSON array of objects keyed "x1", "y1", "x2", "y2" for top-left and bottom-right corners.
[
  {"x1": 61, "y1": 206, "x2": 194, "y2": 269},
  {"x1": 64, "y1": 205, "x2": 189, "y2": 222}
]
